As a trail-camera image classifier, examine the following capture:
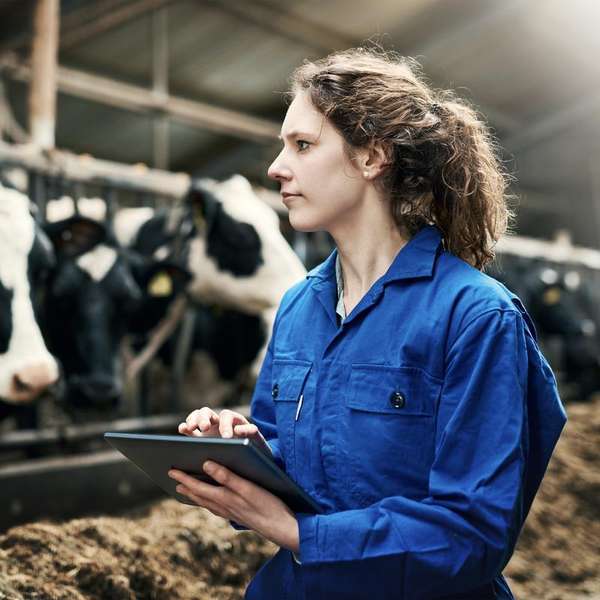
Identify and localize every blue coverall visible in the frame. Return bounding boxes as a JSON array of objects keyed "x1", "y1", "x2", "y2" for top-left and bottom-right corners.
[{"x1": 244, "y1": 224, "x2": 567, "y2": 600}]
